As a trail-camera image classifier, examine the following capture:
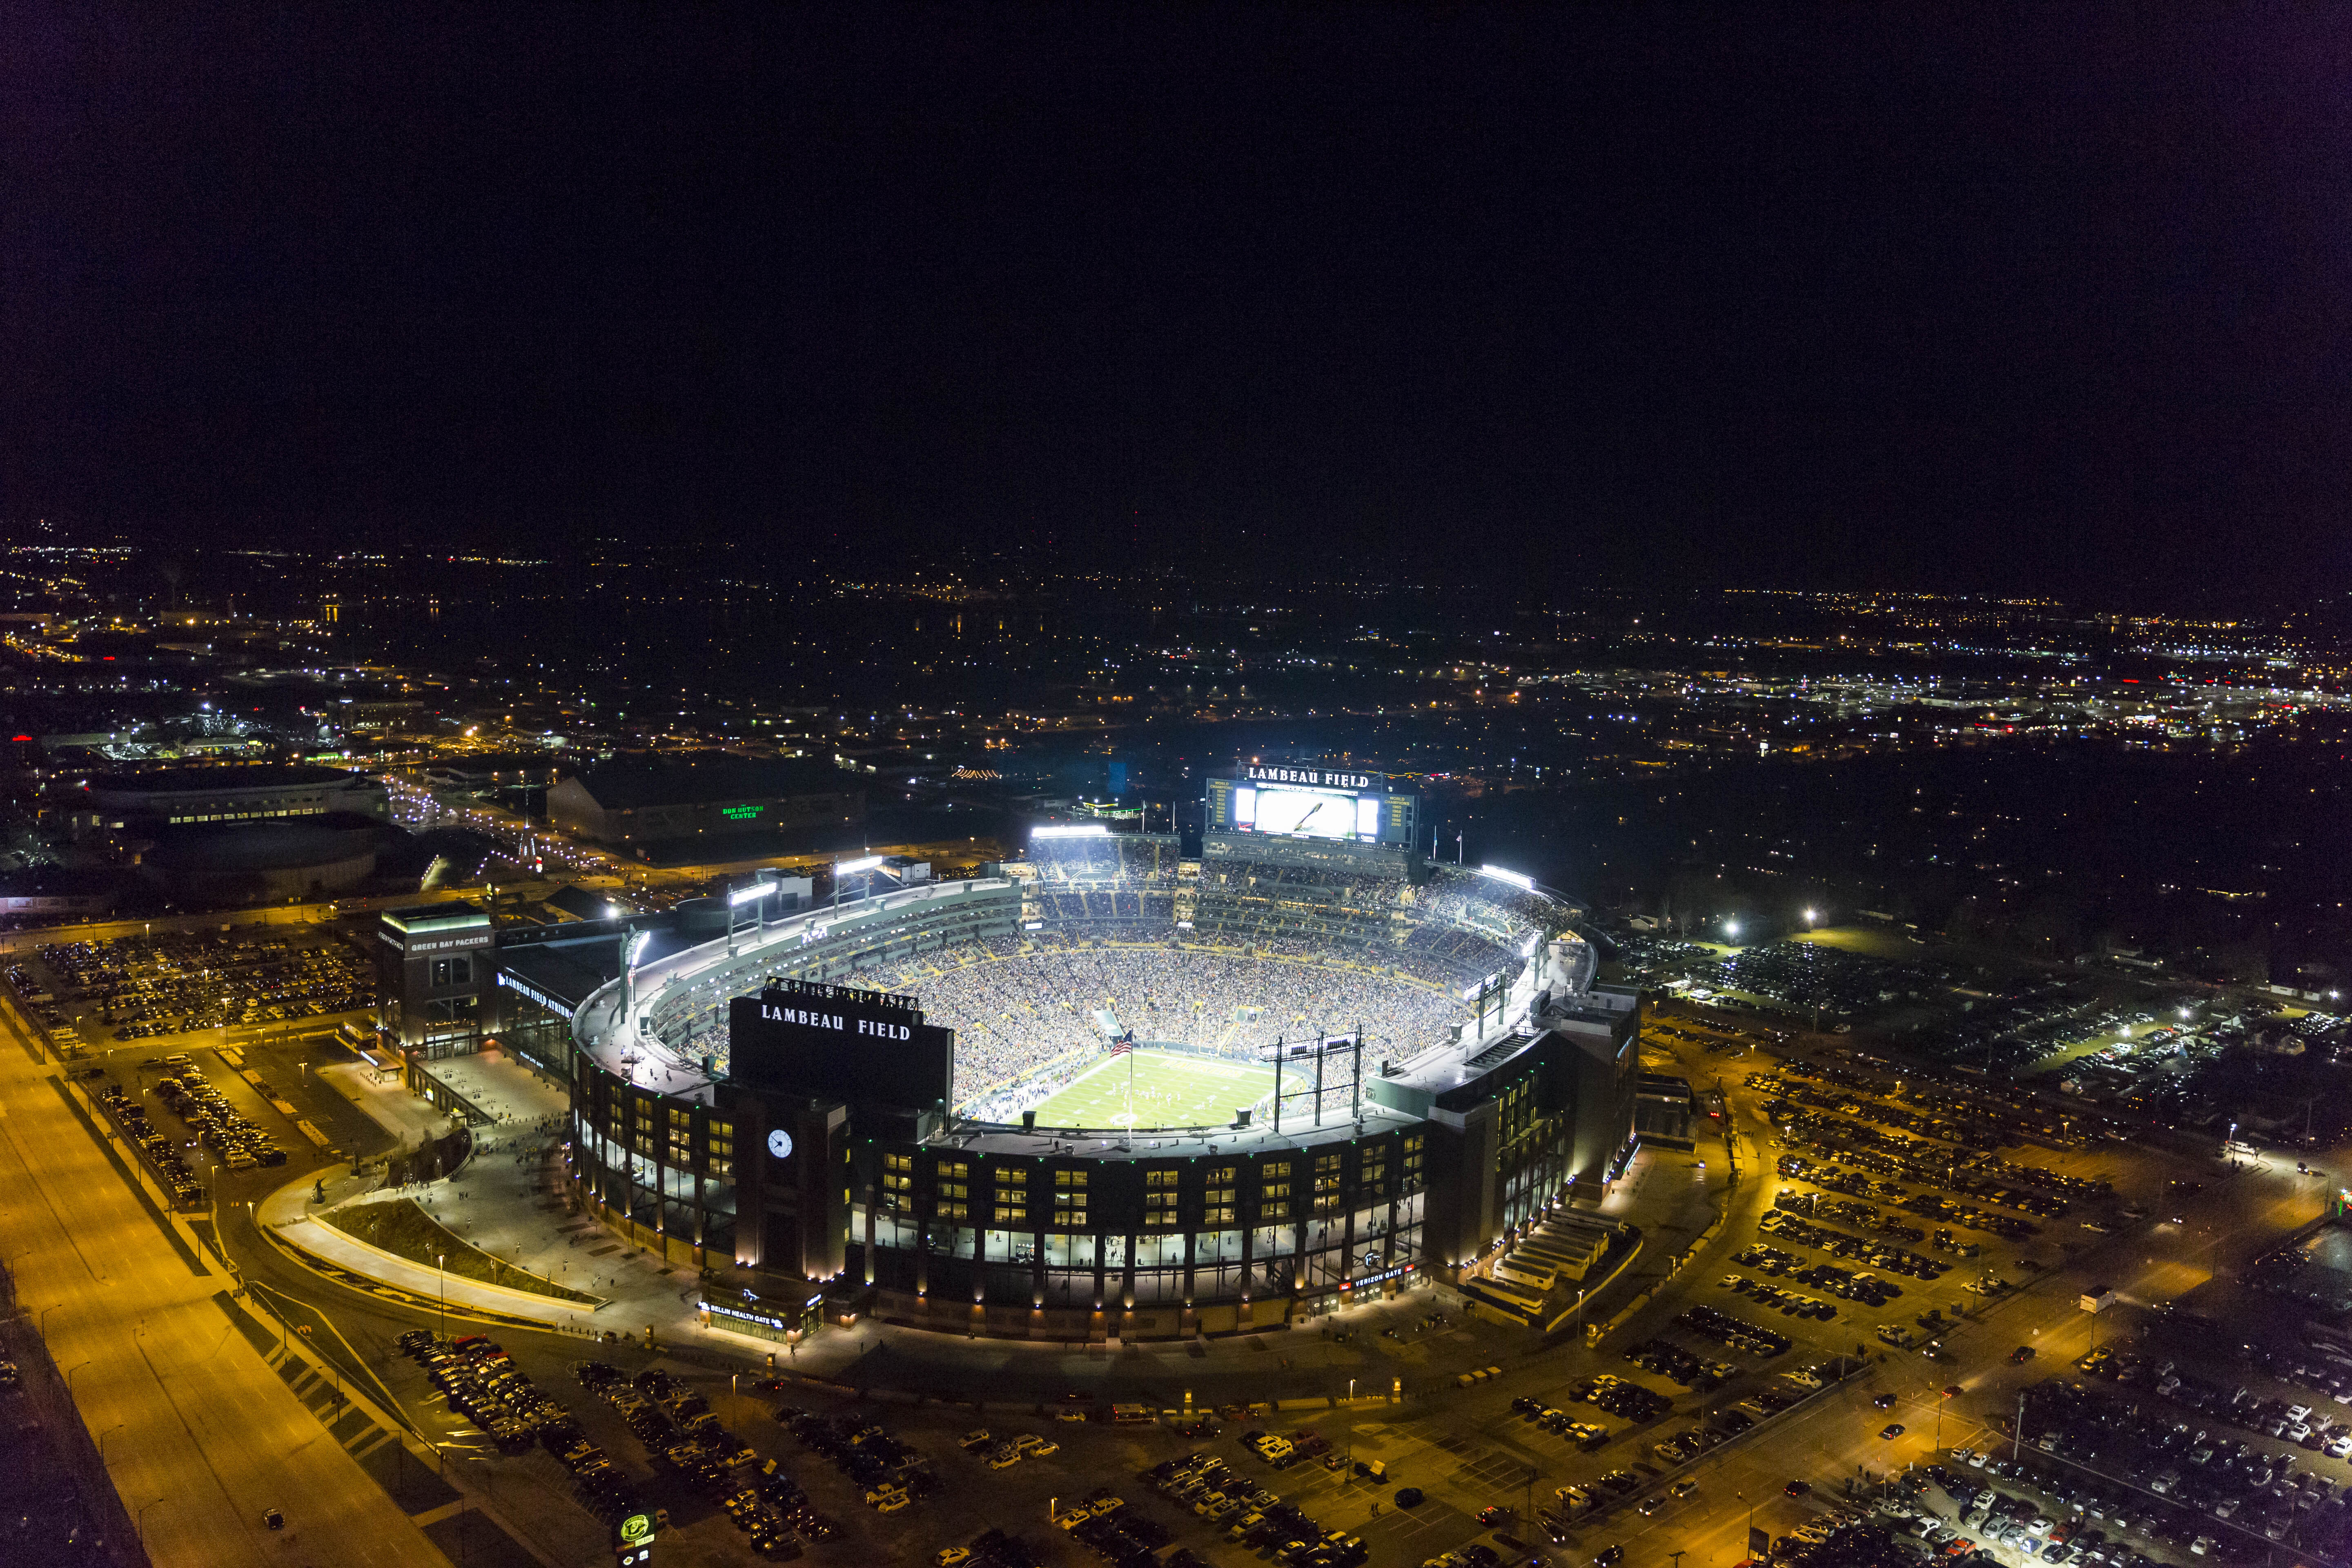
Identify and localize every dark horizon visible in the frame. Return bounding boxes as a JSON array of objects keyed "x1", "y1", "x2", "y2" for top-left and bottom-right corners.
[{"x1": 8, "y1": 8, "x2": 2350, "y2": 606}]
